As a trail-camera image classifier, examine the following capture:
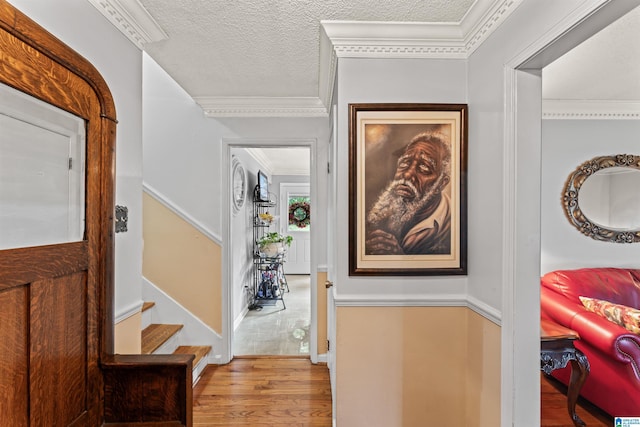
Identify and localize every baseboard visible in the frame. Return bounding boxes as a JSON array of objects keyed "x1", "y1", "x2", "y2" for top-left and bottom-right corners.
[{"x1": 234, "y1": 306, "x2": 249, "y2": 331}]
